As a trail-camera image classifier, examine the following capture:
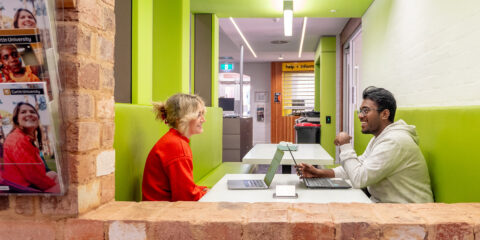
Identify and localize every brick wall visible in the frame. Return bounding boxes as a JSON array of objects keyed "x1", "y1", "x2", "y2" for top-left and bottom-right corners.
[
  {"x1": 1, "y1": 202, "x2": 479, "y2": 239},
  {"x1": 0, "y1": 0, "x2": 115, "y2": 219}
]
